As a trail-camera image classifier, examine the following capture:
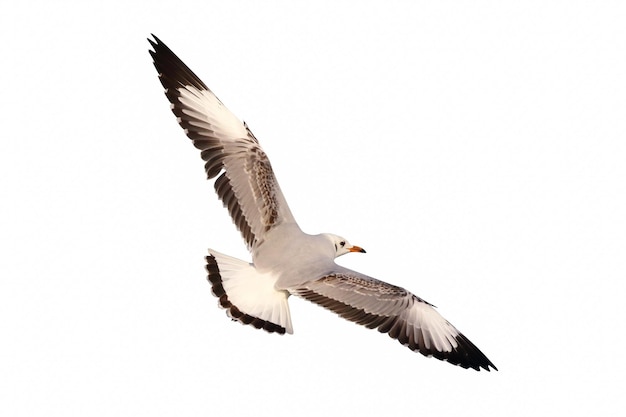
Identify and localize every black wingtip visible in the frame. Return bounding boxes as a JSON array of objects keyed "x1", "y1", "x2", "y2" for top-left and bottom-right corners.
[
  {"x1": 147, "y1": 34, "x2": 208, "y2": 91},
  {"x1": 448, "y1": 333, "x2": 498, "y2": 372},
  {"x1": 147, "y1": 34, "x2": 161, "y2": 53}
]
